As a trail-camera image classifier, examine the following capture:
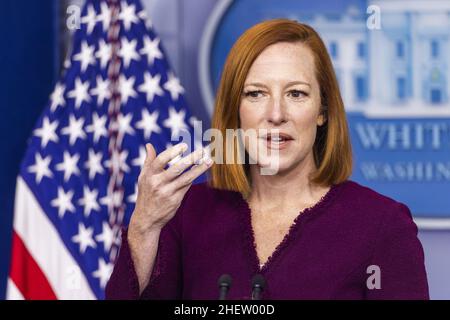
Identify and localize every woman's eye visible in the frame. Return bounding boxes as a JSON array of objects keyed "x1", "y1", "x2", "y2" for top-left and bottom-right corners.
[
  {"x1": 244, "y1": 90, "x2": 264, "y2": 98},
  {"x1": 288, "y1": 90, "x2": 306, "y2": 98}
]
